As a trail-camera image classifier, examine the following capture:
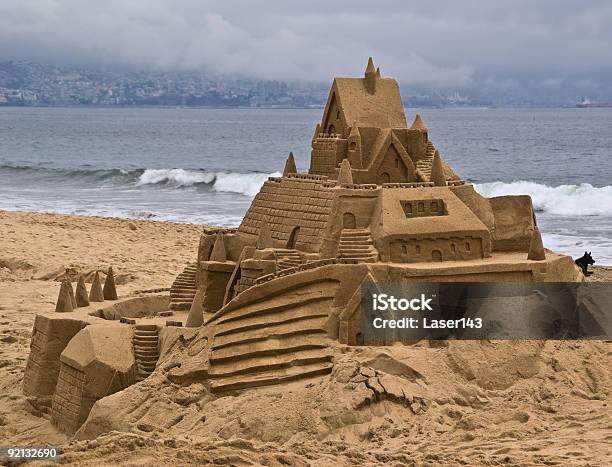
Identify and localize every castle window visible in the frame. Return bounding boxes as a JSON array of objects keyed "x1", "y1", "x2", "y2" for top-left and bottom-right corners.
[
  {"x1": 395, "y1": 158, "x2": 399, "y2": 168},
  {"x1": 451, "y1": 243, "x2": 456, "y2": 253},
  {"x1": 415, "y1": 244, "x2": 421, "y2": 254},
  {"x1": 418, "y1": 202, "x2": 424, "y2": 212},
  {"x1": 336, "y1": 109, "x2": 340, "y2": 119},
  {"x1": 401, "y1": 244, "x2": 407, "y2": 254},
  {"x1": 431, "y1": 201, "x2": 438, "y2": 212},
  {"x1": 465, "y1": 242, "x2": 471, "y2": 252},
  {"x1": 349, "y1": 142, "x2": 356, "y2": 151},
  {"x1": 404, "y1": 203, "x2": 412, "y2": 214}
]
